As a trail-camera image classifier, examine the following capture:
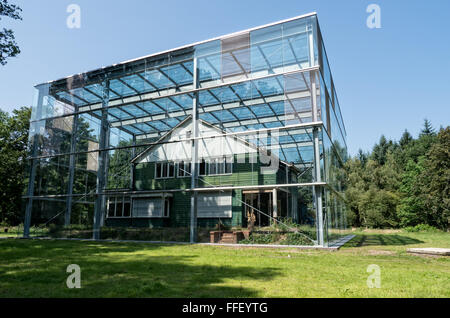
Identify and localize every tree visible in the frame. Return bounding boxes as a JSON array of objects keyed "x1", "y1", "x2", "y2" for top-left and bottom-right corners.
[
  {"x1": 0, "y1": 0, "x2": 22, "y2": 65},
  {"x1": 397, "y1": 158, "x2": 426, "y2": 227},
  {"x1": 420, "y1": 118, "x2": 435, "y2": 137},
  {"x1": 357, "y1": 149, "x2": 368, "y2": 166},
  {"x1": 399, "y1": 130, "x2": 413, "y2": 149},
  {"x1": 371, "y1": 135, "x2": 396, "y2": 165},
  {"x1": 0, "y1": 107, "x2": 30, "y2": 225},
  {"x1": 420, "y1": 127, "x2": 450, "y2": 230}
]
